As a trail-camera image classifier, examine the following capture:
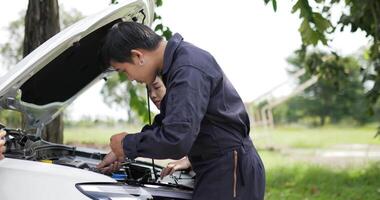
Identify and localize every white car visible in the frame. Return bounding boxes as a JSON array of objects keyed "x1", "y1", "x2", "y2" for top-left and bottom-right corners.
[{"x1": 0, "y1": 0, "x2": 193, "y2": 199}]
